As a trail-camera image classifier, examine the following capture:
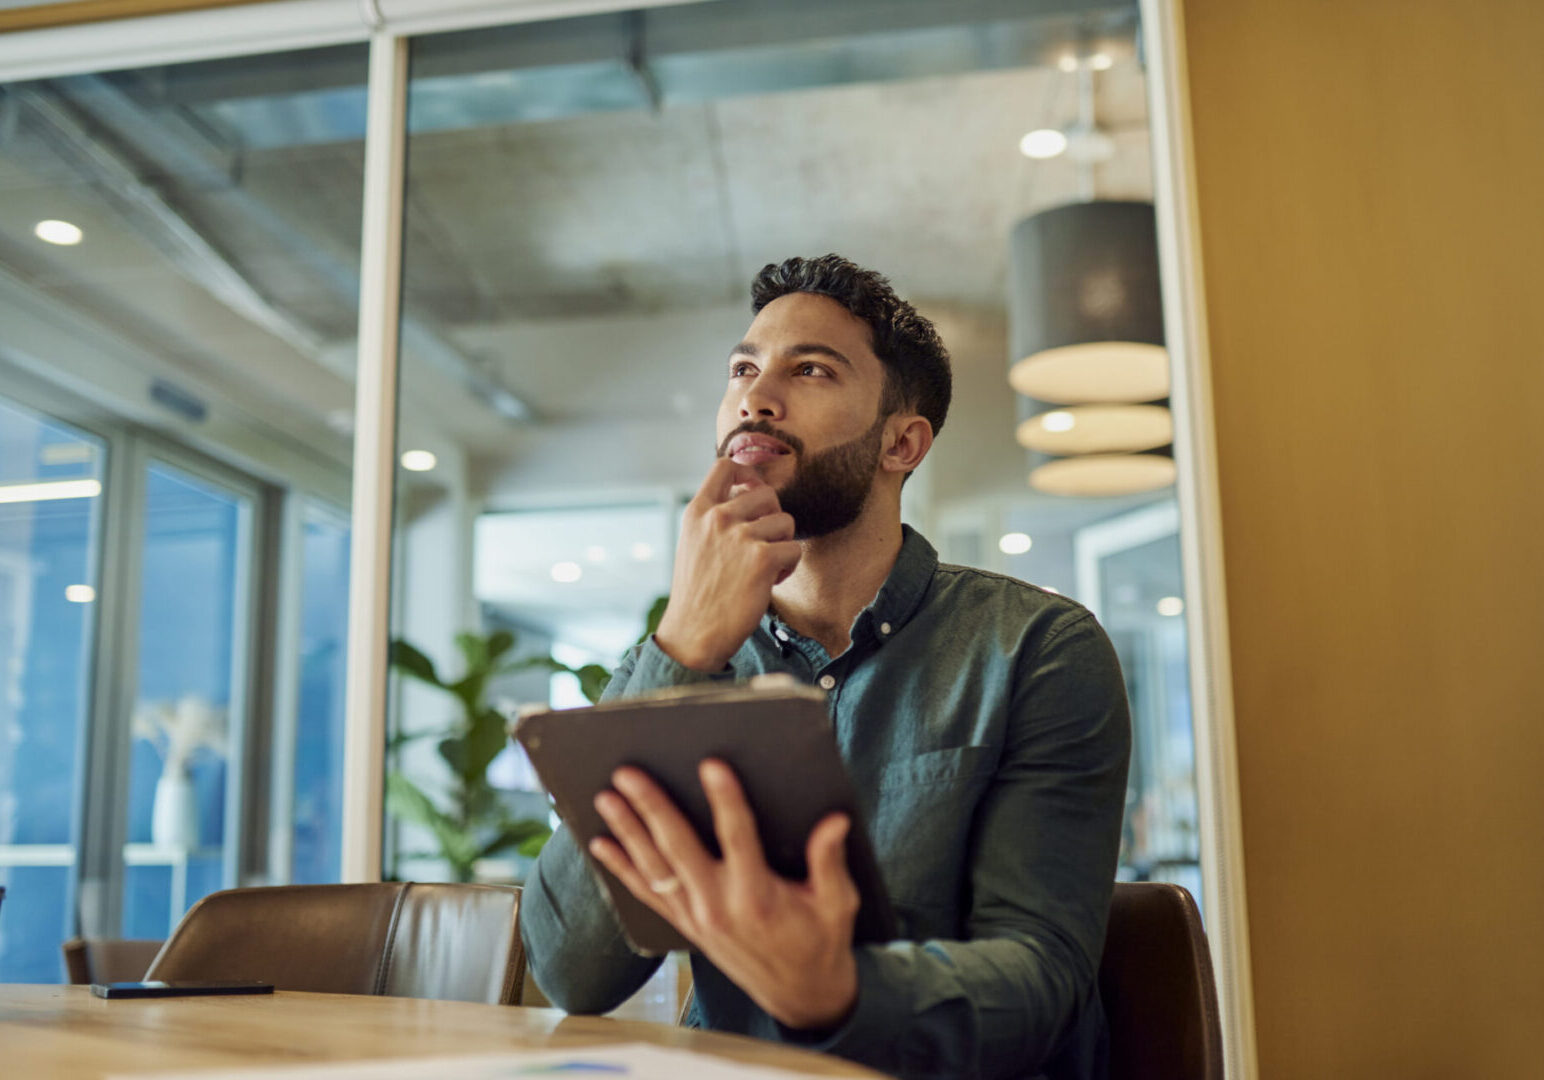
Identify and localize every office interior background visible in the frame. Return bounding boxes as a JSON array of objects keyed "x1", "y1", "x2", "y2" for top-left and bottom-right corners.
[{"x1": 1, "y1": 1, "x2": 1540, "y2": 1078}]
